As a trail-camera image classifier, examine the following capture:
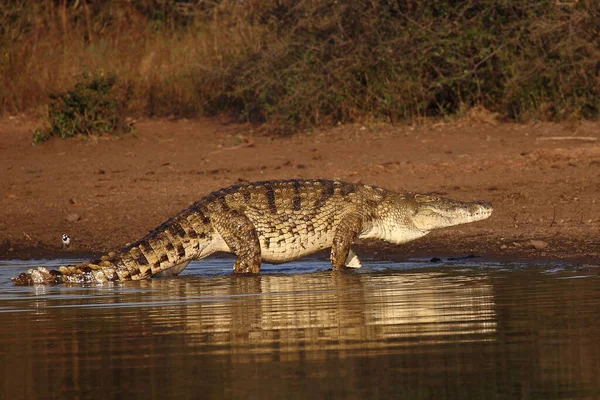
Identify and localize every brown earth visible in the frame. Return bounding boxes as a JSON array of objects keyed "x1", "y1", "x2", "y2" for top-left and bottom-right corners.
[{"x1": 1, "y1": 115, "x2": 599, "y2": 265}]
